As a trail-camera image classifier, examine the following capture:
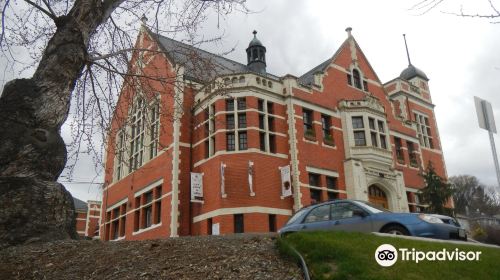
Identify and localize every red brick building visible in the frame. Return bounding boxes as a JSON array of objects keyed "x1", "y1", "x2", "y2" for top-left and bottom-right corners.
[
  {"x1": 100, "y1": 26, "x2": 448, "y2": 240},
  {"x1": 73, "y1": 197, "x2": 101, "y2": 238}
]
